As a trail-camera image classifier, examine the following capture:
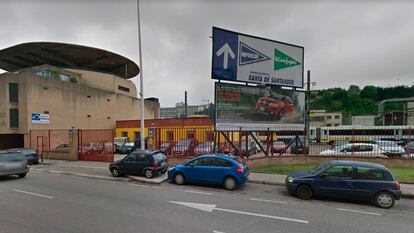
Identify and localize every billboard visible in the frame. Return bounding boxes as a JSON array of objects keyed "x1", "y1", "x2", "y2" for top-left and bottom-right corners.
[
  {"x1": 215, "y1": 83, "x2": 305, "y2": 130},
  {"x1": 212, "y1": 27, "x2": 304, "y2": 88}
]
